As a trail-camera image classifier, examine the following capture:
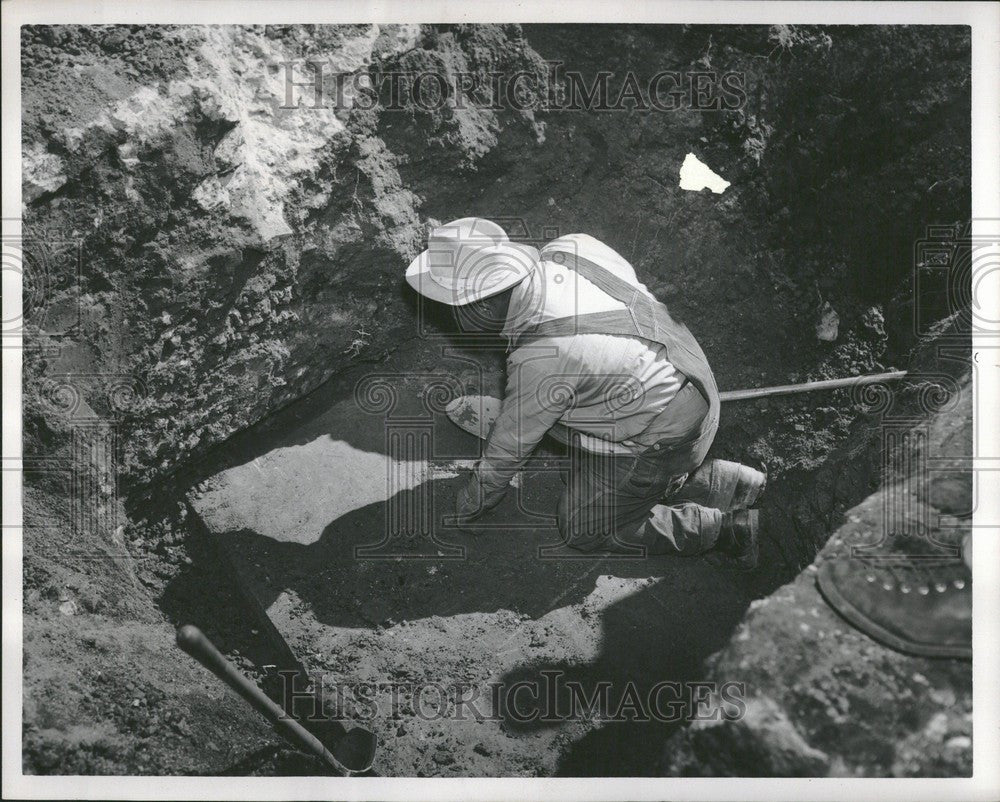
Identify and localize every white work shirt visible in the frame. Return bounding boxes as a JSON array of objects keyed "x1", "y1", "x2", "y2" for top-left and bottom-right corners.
[{"x1": 479, "y1": 234, "x2": 692, "y2": 494}]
